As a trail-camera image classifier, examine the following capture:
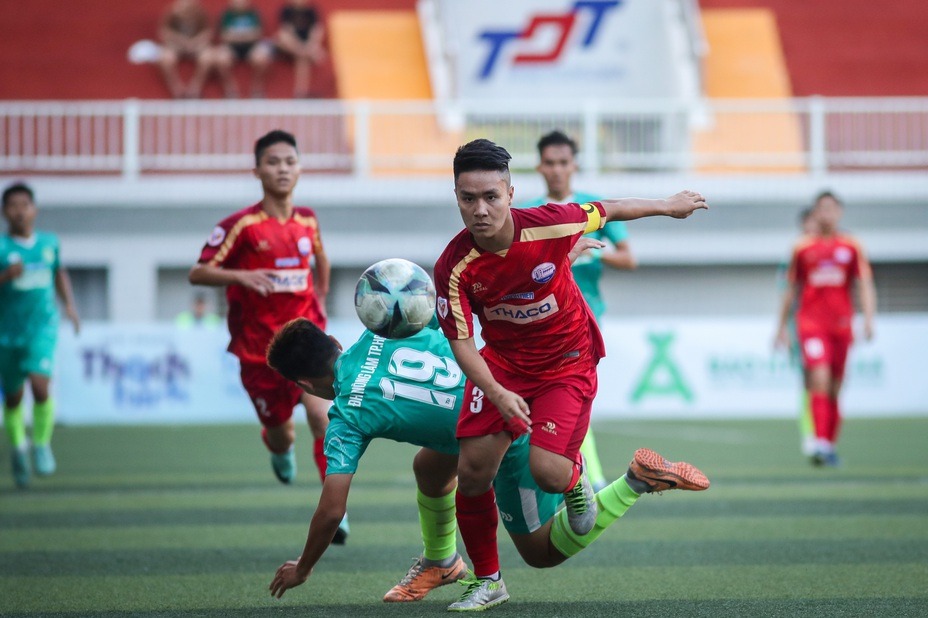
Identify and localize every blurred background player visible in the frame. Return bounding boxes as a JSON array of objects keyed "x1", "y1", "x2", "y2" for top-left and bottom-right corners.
[
  {"x1": 0, "y1": 183, "x2": 80, "y2": 488},
  {"x1": 174, "y1": 291, "x2": 222, "y2": 329},
  {"x1": 775, "y1": 191, "x2": 876, "y2": 466},
  {"x1": 273, "y1": 0, "x2": 326, "y2": 98},
  {"x1": 519, "y1": 129, "x2": 637, "y2": 492},
  {"x1": 775, "y1": 206, "x2": 821, "y2": 457},
  {"x1": 265, "y1": 317, "x2": 709, "y2": 610},
  {"x1": 215, "y1": 0, "x2": 272, "y2": 98},
  {"x1": 157, "y1": 0, "x2": 216, "y2": 98},
  {"x1": 434, "y1": 139, "x2": 708, "y2": 605},
  {"x1": 188, "y1": 131, "x2": 344, "y2": 544}
]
